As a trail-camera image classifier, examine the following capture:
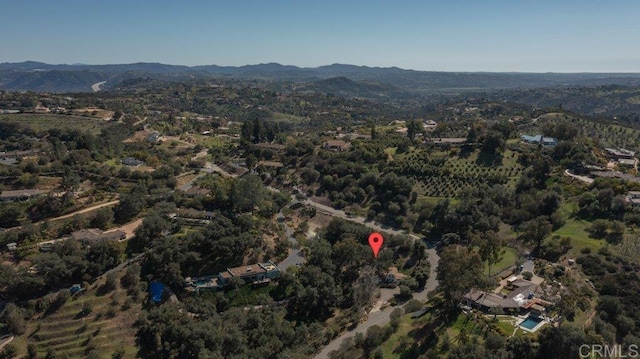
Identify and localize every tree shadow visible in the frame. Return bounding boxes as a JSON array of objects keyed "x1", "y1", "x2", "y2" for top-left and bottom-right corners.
[
  {"x1": 458, "y1": 145, "x2": 473, "y2": 159},
  {"x1": 476, "y1": 151, "x2": 503, "y2": 167}
]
